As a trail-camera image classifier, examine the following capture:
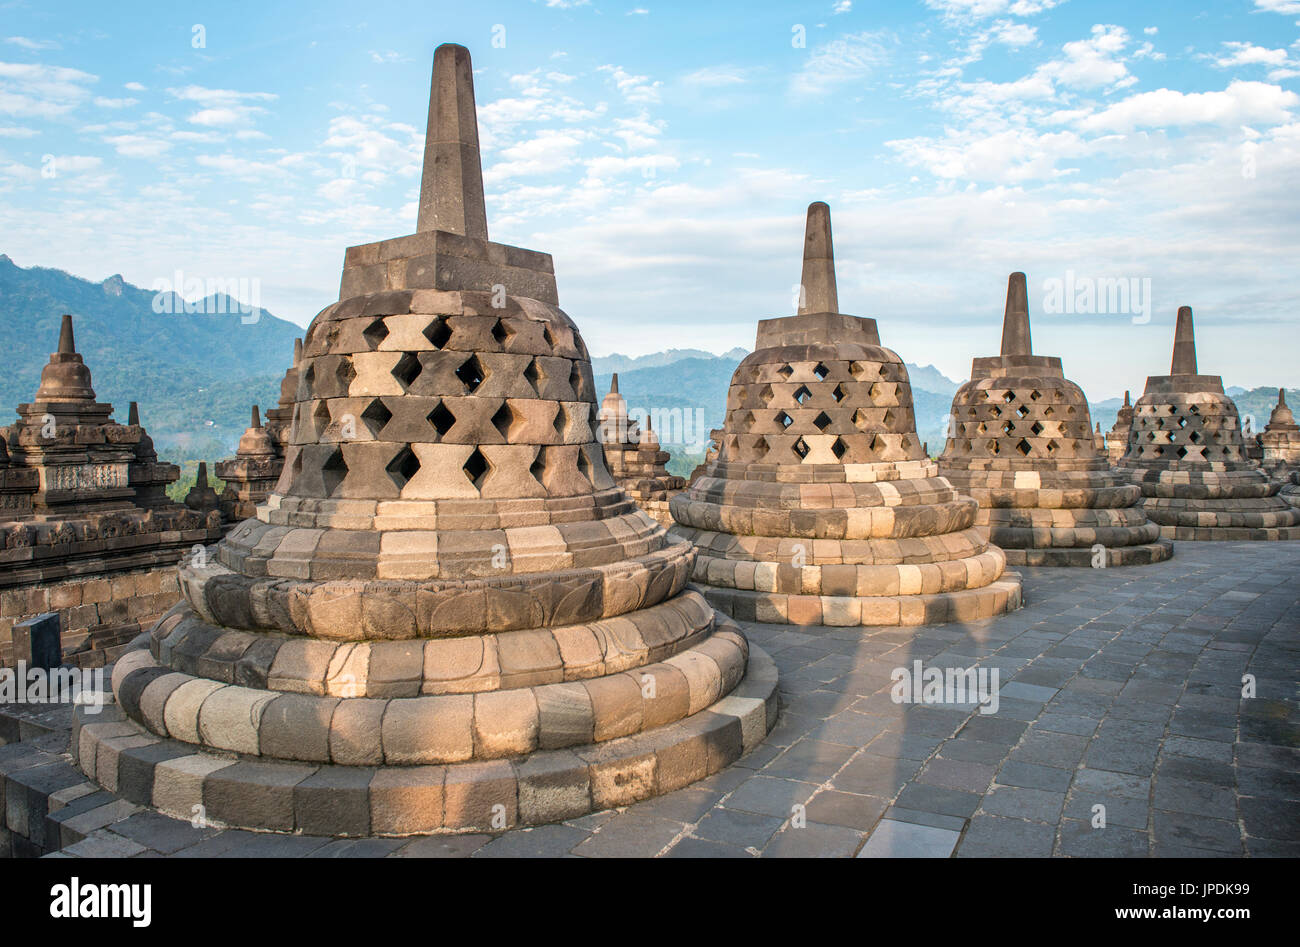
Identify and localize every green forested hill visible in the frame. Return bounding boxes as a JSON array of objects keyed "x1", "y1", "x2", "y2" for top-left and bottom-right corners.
[{"x1": 0, "y1": 255, "x2": 300, "y2": 459}]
